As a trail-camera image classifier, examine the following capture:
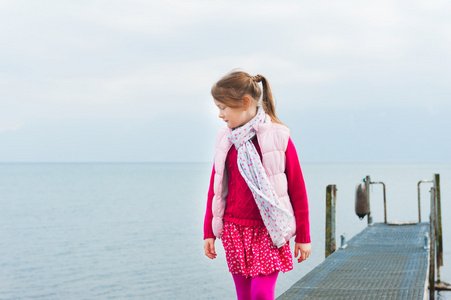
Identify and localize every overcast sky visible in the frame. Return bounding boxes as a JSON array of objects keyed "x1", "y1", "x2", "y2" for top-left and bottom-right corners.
[{"x1": 1, "y1": 1, "x2": 450, "y2": 163}]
